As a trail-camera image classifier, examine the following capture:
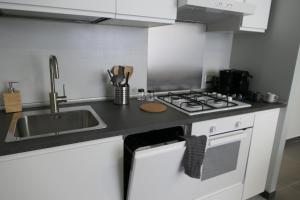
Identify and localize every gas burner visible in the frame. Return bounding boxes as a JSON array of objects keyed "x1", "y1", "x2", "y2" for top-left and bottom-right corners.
[
  {"x1": 156, "y1": 91, "x2": 251, "y2": 116},
  {"x1": 185, "y1": 95, "x2": 198, "y2": 100},
  {"x1": 213, "y1": 100, "x2": 224, "y2": 105},
  {"x1": 186, "y1": 102, "x2": 202, "y2": 108},
  {"x1": 170, "y1": 96, "x2": 181, "y2": 101}
]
